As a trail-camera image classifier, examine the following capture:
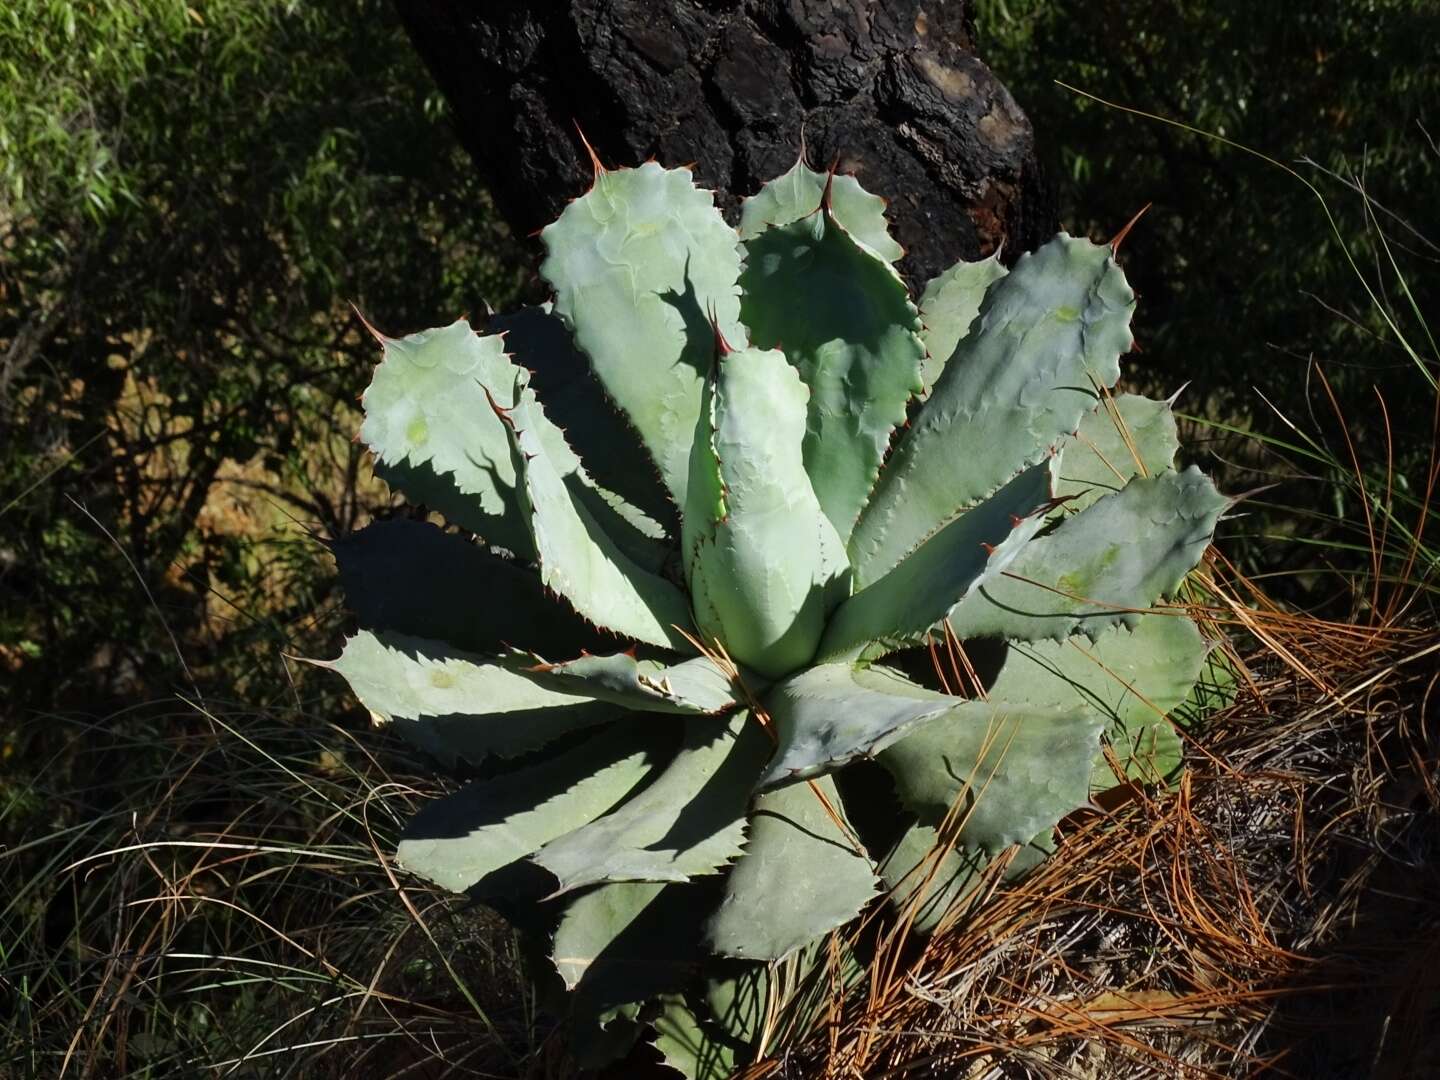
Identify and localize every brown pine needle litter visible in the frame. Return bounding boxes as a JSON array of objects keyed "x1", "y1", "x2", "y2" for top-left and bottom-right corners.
[{"x1": 734, "y1": 561, "x2": 1440, "y2": 1080}]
